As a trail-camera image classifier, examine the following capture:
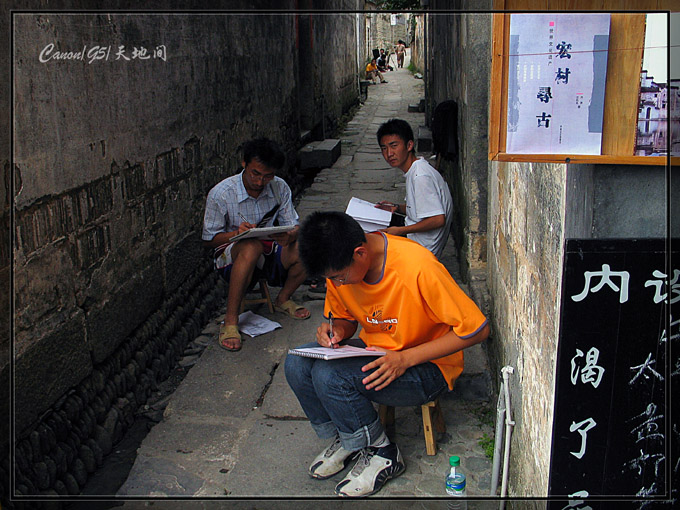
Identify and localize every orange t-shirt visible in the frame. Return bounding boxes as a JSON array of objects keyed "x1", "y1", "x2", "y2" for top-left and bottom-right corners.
[
  {"x1": 366, "y1": 62, "x2": 377, "y2": 73},
  {"x1": 324, "y1": 233, "x2": 488, "y2": 390}
]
